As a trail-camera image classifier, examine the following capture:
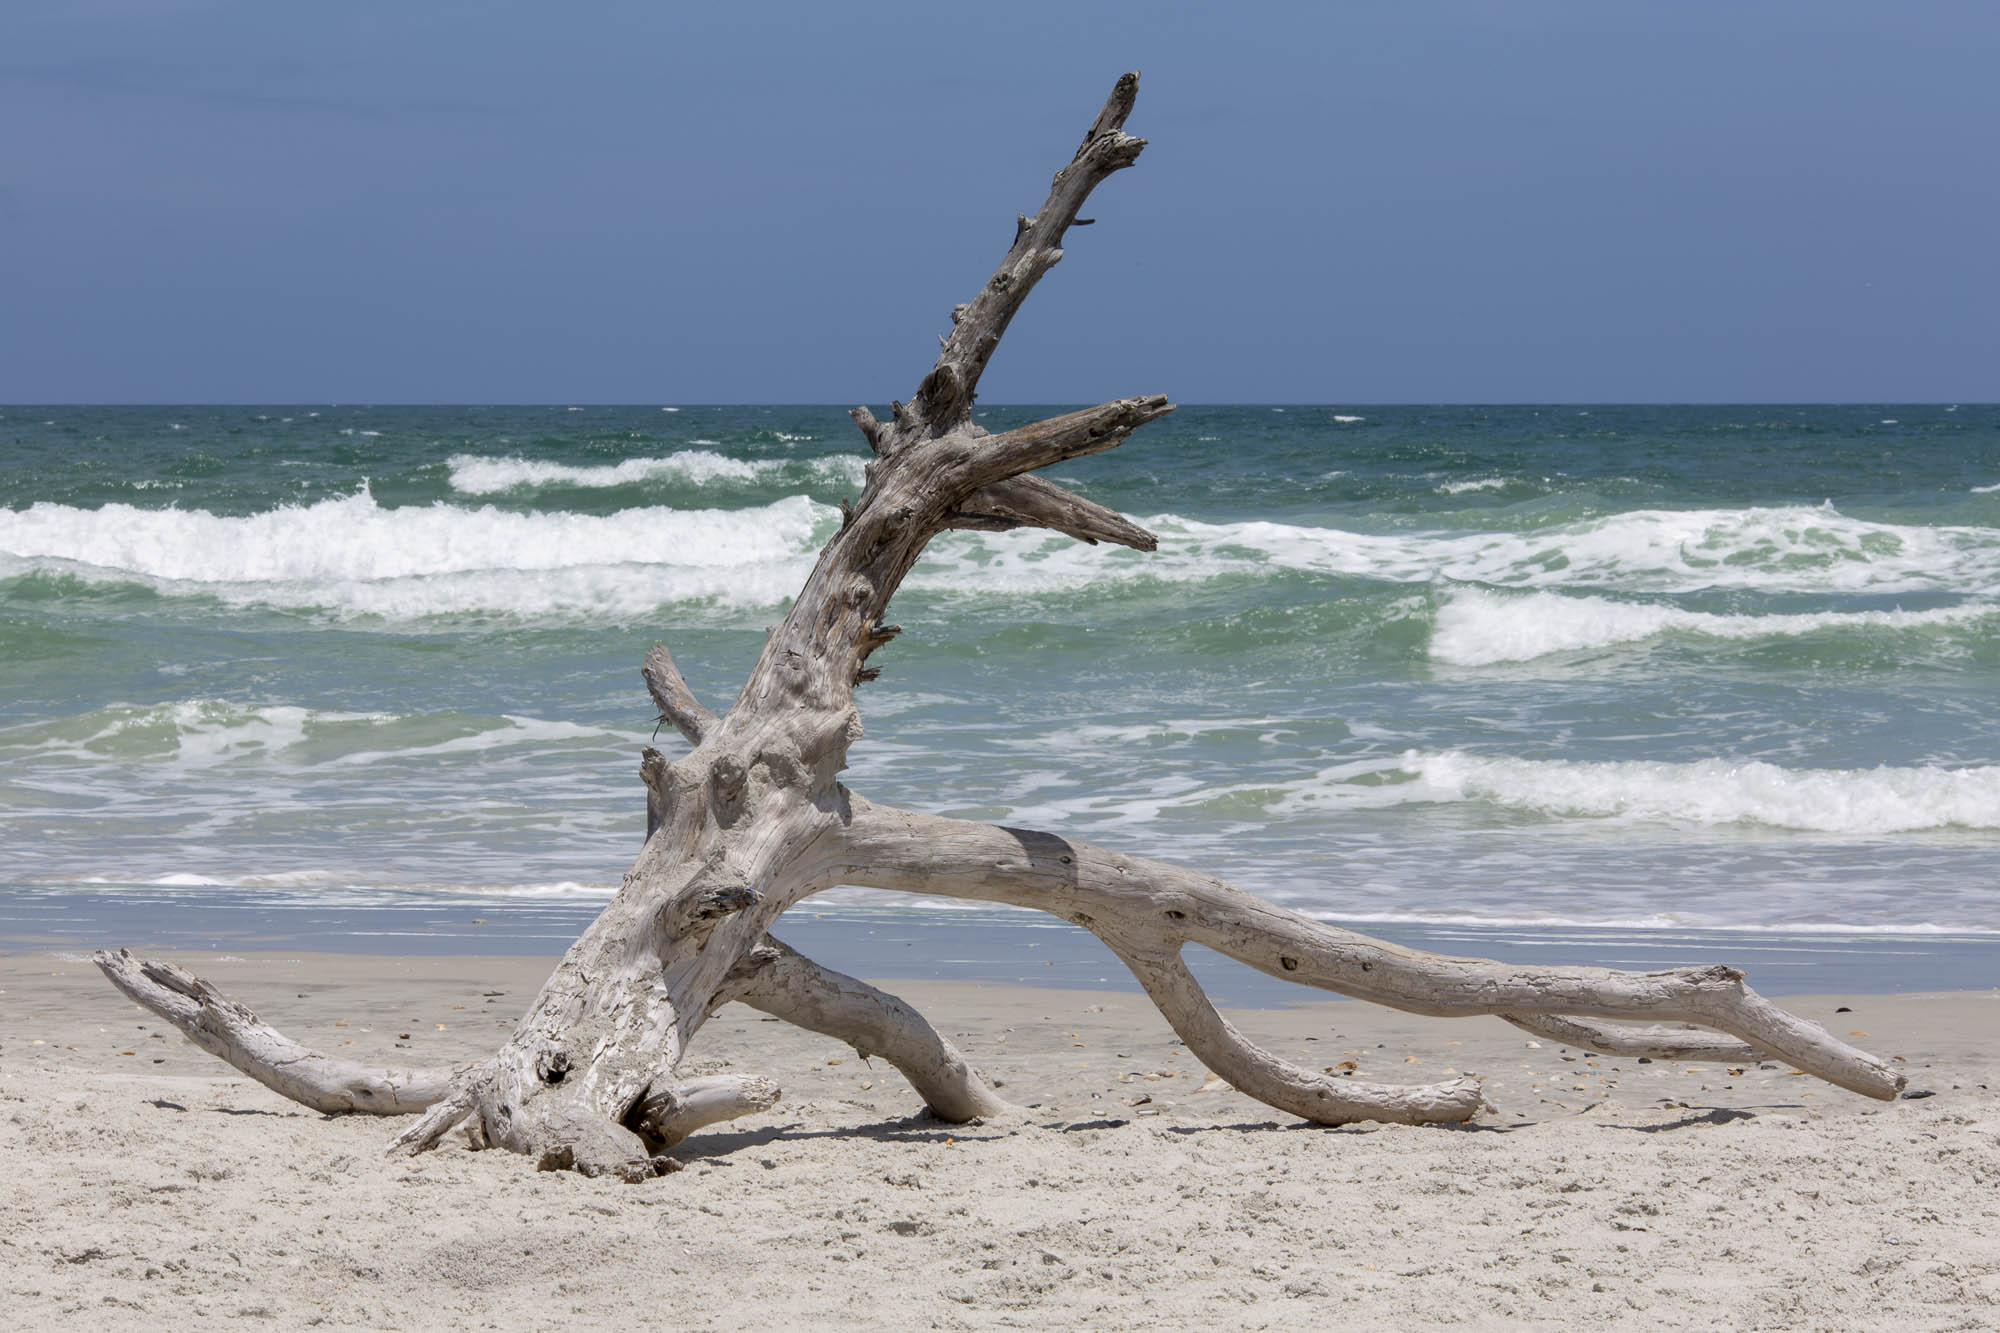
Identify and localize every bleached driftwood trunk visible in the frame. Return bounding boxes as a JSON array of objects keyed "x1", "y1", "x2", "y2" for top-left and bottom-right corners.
[{"x1": 97, "y1": 73, "x2": 1902, "y2": 1179}]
